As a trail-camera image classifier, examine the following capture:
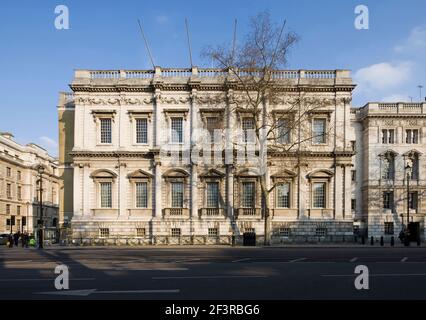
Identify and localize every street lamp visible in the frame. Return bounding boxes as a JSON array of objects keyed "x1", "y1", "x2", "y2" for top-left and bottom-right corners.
[
  {"x1": 405, "y1": 161, "x2": 412, "y2": 247},
  {"x1": 37, "y1": 165, "x2": 45, "y2": 249}
]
